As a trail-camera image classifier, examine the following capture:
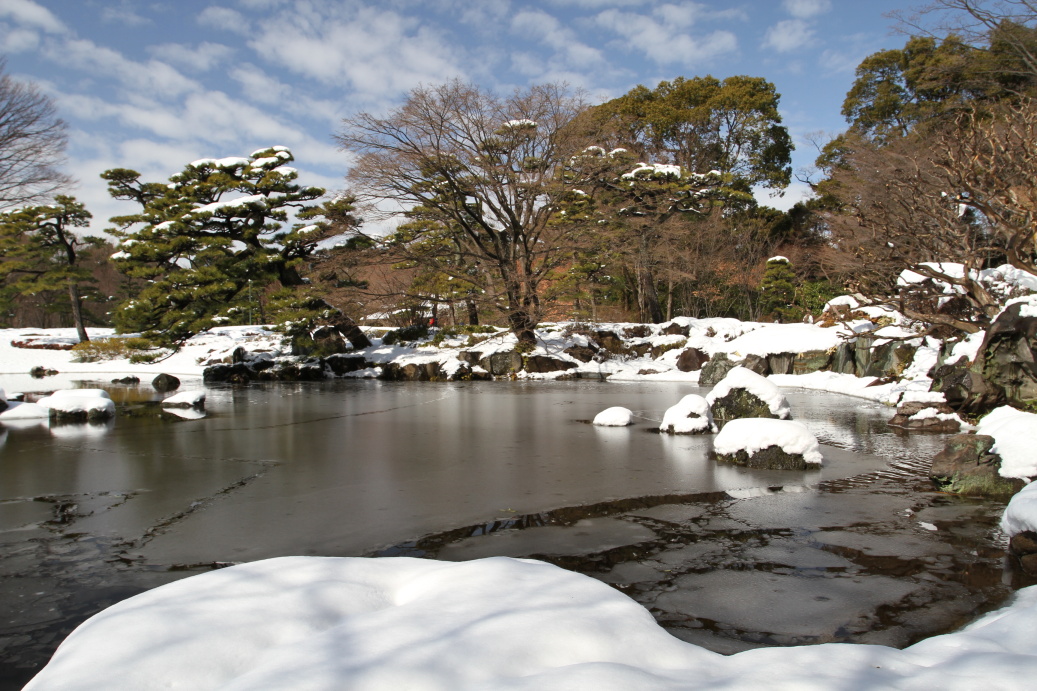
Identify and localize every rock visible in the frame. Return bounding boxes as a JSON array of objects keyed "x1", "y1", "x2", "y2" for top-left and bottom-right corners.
[
  {"x1": 161, "y1": 391, "x2": 206, "y2": 409},
  {"x1": 628, "y1": 343, "x2": 652, "y2": 358},
  {"x1": 203, "y1": 363, "x2": 254, "y2": 384},
  {"x1": 966, "y1": 301, "x2": 1037, "y2": 411},
  {"x1": 675, "y1": 347, "x2": 710, "y2": 372},
  {"x1": 709, "y1": 388, "x2": 780, "y2": 421},
  {"x1": 30, "y1": 366, "x2": 58, "y2": 378},
  {"x1": 659, "y1": 394, "x2": 715, "y2": 435},
  {"x1": 564, "y1": 345, "x2": 598, "y2": 363},
  {"x1": 715, "y1": 445, "x2": 816, "y2": 470},
  {"x1": 592, "y1": 331, "x2": 629, "y2": 356},
  {"x1": 865, "y1": 341, "x2": 916, "y2": 379},
  {"x1": 1020, "y1": 553, "x2": 1037, "y2": 576},
  {"x1": 380, "y1": 362, "x2": 442, "y2": 381},
  {"x1": 888, "y1": 401, "x2": 961, "y2": 433},
  {"x1": 152, "y1": 373, "x2": 181, "y2": 392},
  {"x1": 699, "y1": 352, "x2": 738, "y2": 387},
  {"x1": 829, "y1": 342, "x2": 857, "y2": 375},
  {"x1": 739, "y1": 354, "x2": 769, "y2": 376},
  {"x1": 325, "y1": 355, "x2": 369, "y2": 376},
  {"x1": 1010, "y1": 531, "x2": 1037, "y2": 555},
  {"x1": 111, "y1": 376, "x2": 140, "y2": 384},
  {"x1": 930, "y1": 433, "x2": 1025, "y2": 496},
  {"x1": 458, "y1": 351, "x2": 482, "y2": 366},
  {"x1": 479, "y1": 350, "x2": 523, "y2": 376},
  {"x1": 661, "y1": 322, "x2": 690, "y2": 337},
  {"x1": 766, "y1": 353, "x2": 795, "y2": 375},
  {"x1": 623, "y1": 325, "x2": 652, "y2": 338},
  {"x1": 793, "y1": 350, "x2": 831, "y2": 375},
  {"x1": 447, "y1": 363, "x2": 492, "y2": 381},
  {"x1": 930, "y1": 362, "x2": 993, "y2": 410},
  {"x1": 523, "y1": 355, "x2": 577, "y2": 373}
]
